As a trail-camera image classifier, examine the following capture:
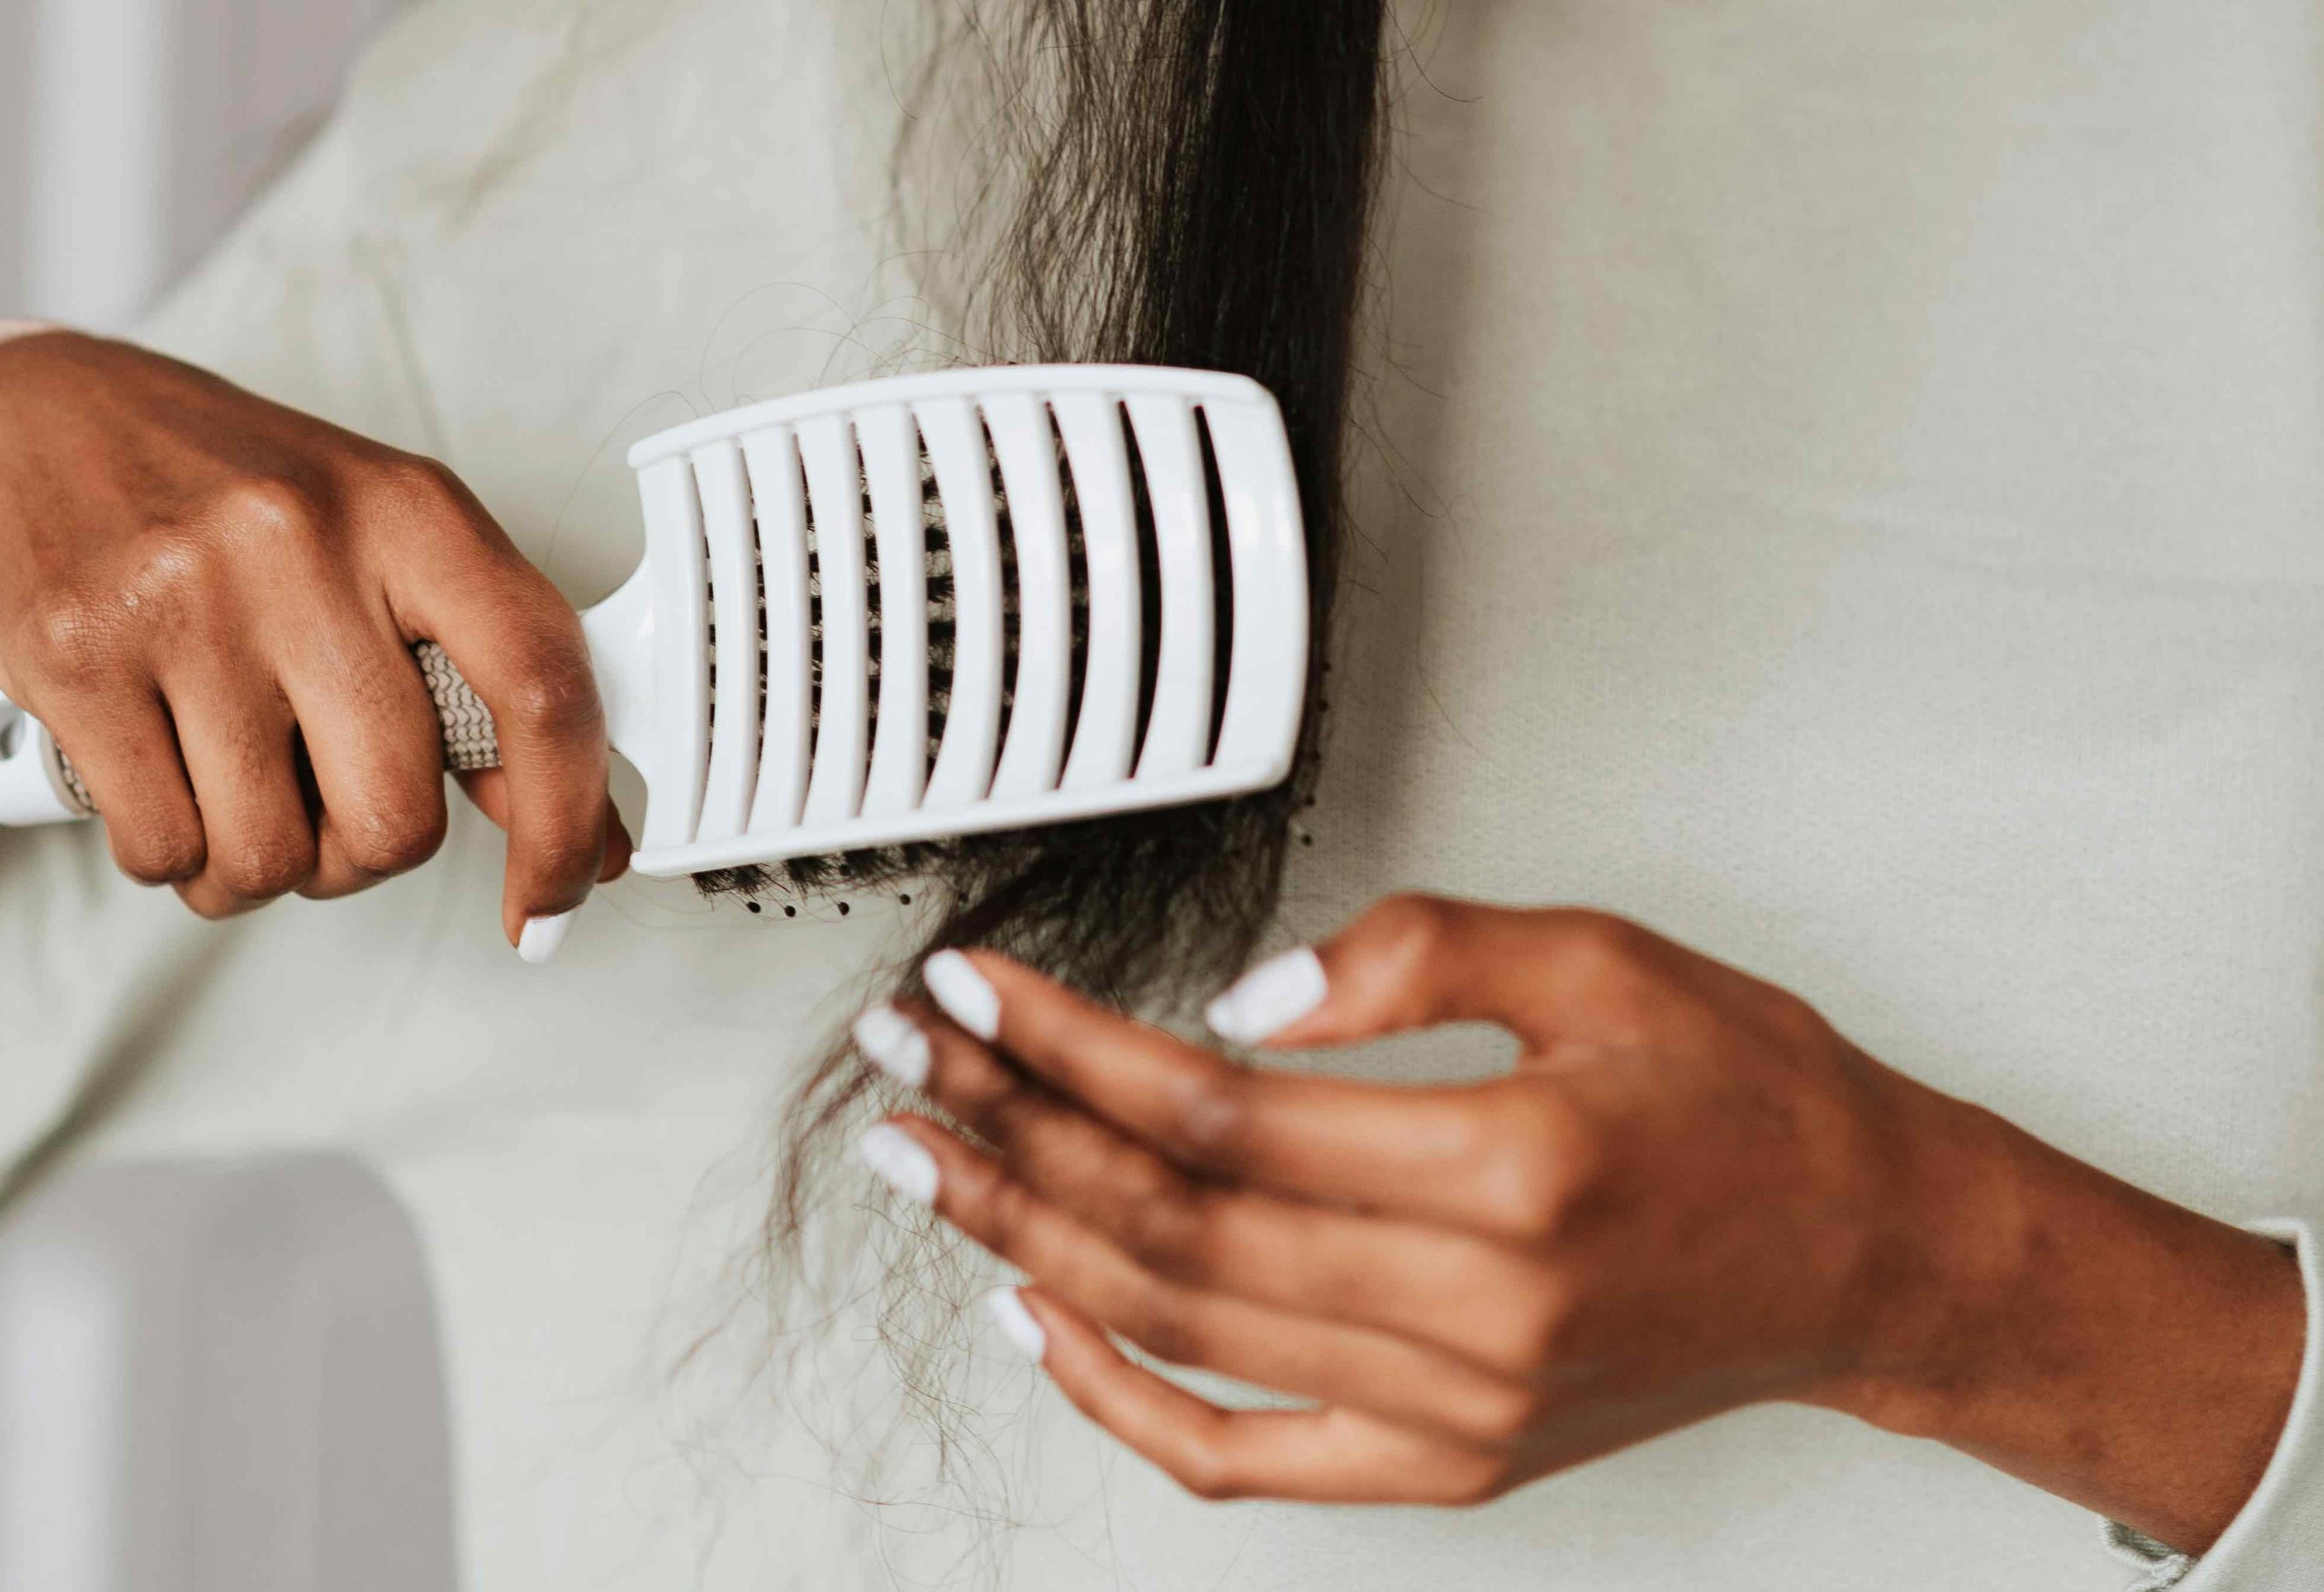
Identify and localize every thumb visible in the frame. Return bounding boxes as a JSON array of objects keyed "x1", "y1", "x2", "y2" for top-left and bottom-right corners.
[
  {"x1": 1203, "y1": 894, "x2": 1569, "y2": 1051},
  {"x1": 454, "y1": 768, "x2": 634, "y2": 885}
]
